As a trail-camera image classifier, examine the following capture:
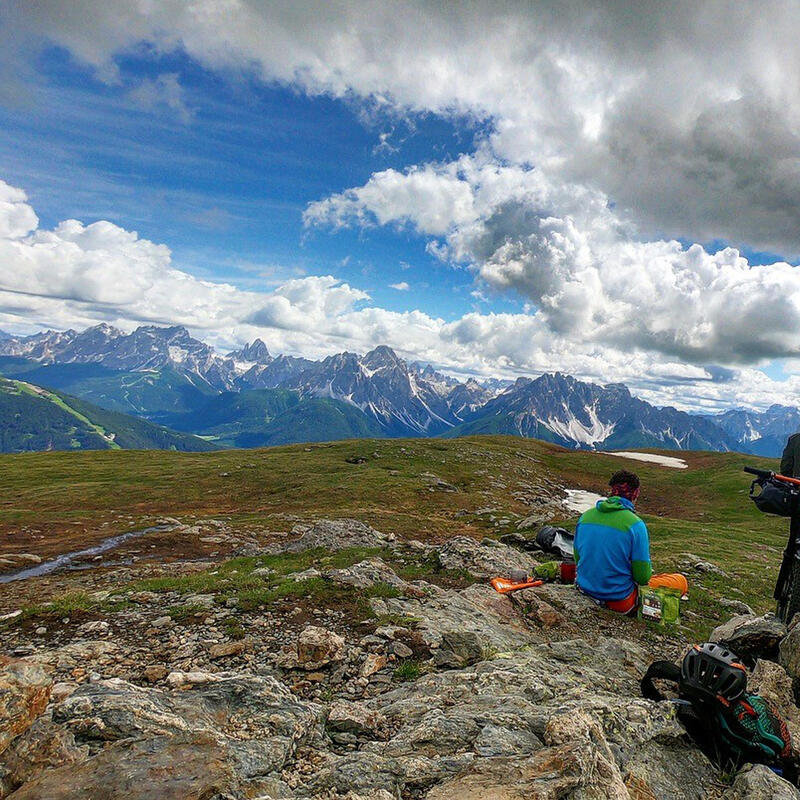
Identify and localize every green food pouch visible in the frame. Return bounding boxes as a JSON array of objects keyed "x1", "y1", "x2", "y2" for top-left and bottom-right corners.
[
  {"x1": 533, "y1": 561, "x2": 560, "y2": 581},
  {"x1": 638, "y1": 586, "x2": 663, "y2": 624},
  {"x1": 660, "y1": 589, "x2": 681, "y2": 627}
]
